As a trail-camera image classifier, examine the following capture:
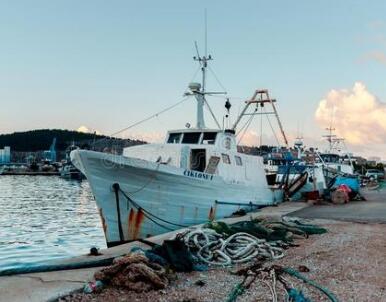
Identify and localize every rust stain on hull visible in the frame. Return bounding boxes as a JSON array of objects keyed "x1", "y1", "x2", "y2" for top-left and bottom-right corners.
[
  {"x1": 128, "y1": 208, "x2": 136, "y2": 239},
  {"x1": 208, "y1": 206, "x2": 215, "y2": 221},
  {"x1": 98, "y1": 208, "x2": 107, "y2": 235},
  {"x1": 133, "y1": 209, "x2": 144, "y2": 239}
]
